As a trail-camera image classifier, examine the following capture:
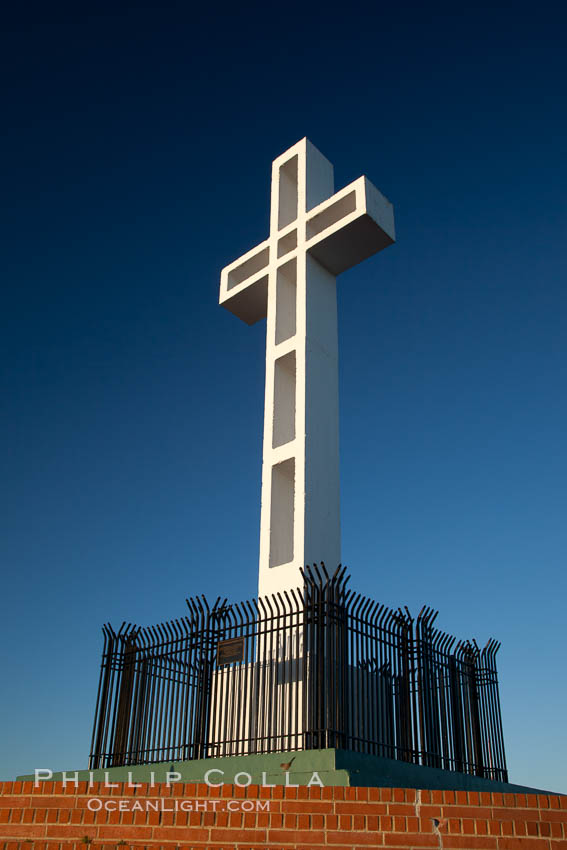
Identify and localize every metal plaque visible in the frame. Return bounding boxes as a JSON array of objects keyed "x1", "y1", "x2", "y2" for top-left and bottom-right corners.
[{"x1": 216, "y1": 636, "x2": 245, "y2": 666}]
